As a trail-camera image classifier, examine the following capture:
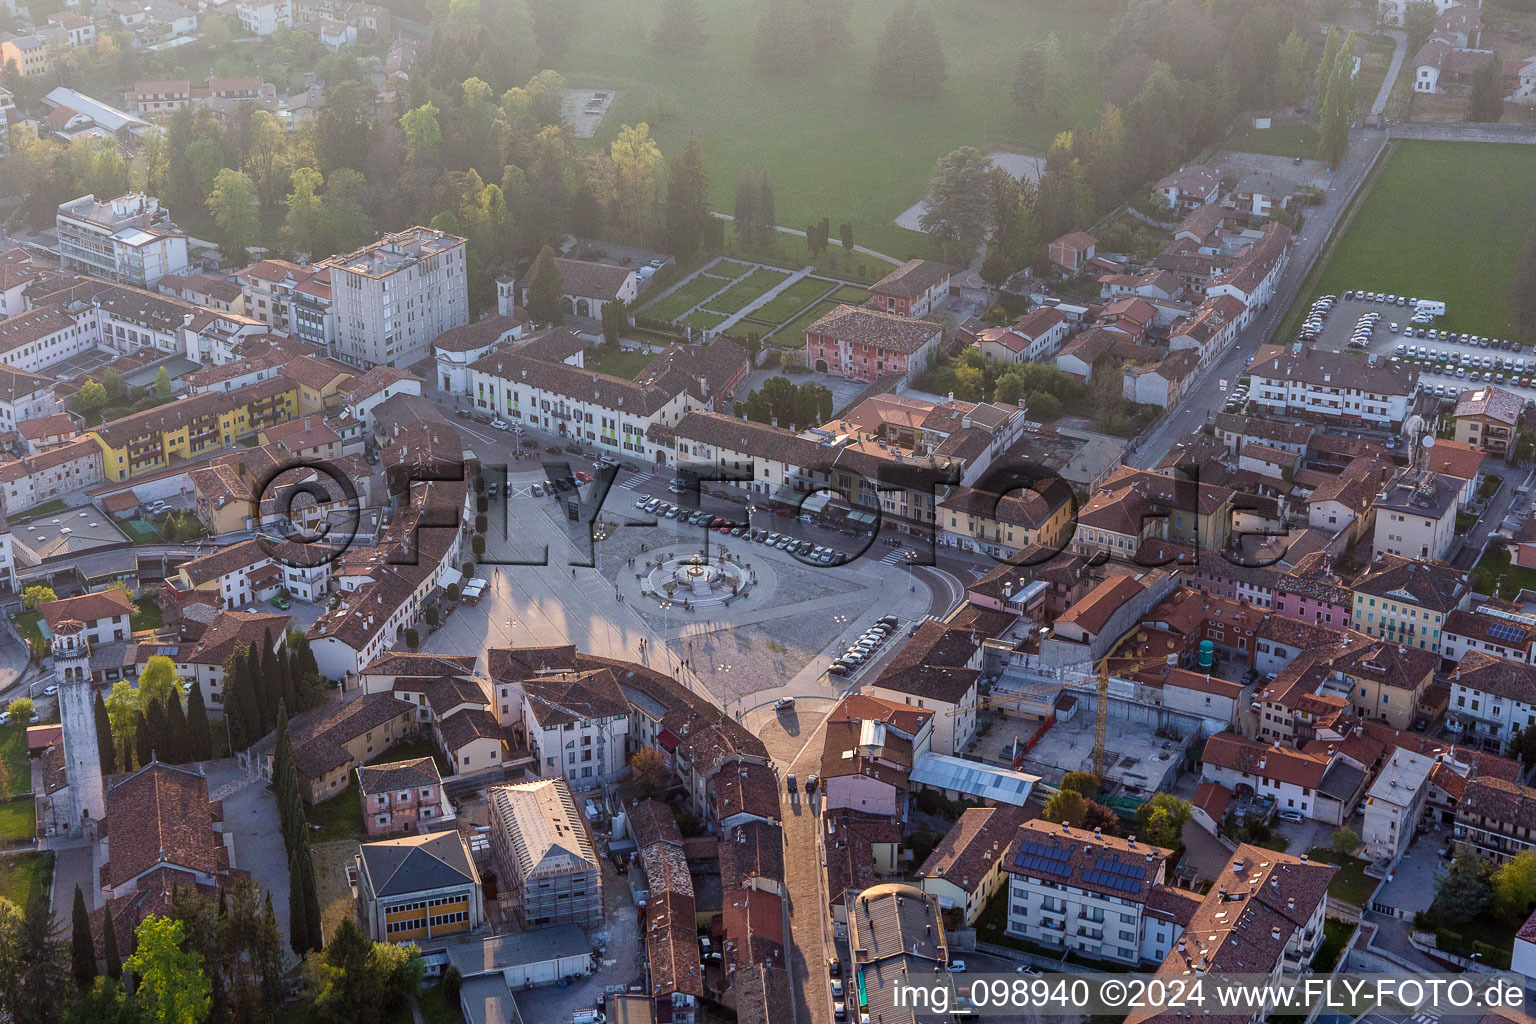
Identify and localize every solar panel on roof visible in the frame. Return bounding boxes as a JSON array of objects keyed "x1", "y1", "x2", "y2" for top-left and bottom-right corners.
[
  {"x1": 1094, "y1": 855, "x2": 1148, "y2": 880},
  {"x1": 1487, "y1": 621, "x2": 1526, "y2": 643},
  {"x1": 1018, "y1": 839, "x2": 1070, "y2": 861}
]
